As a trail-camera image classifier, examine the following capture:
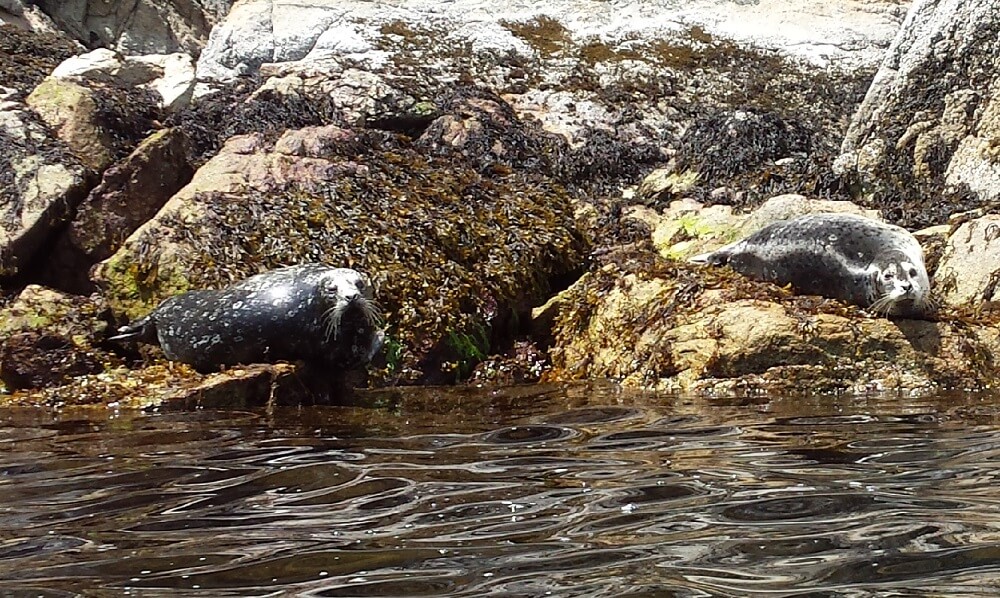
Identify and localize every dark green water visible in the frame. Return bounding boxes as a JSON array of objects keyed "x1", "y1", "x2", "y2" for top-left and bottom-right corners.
[{"x1": 2, "y1": 382, "x2": 1000, "y2": 596}]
